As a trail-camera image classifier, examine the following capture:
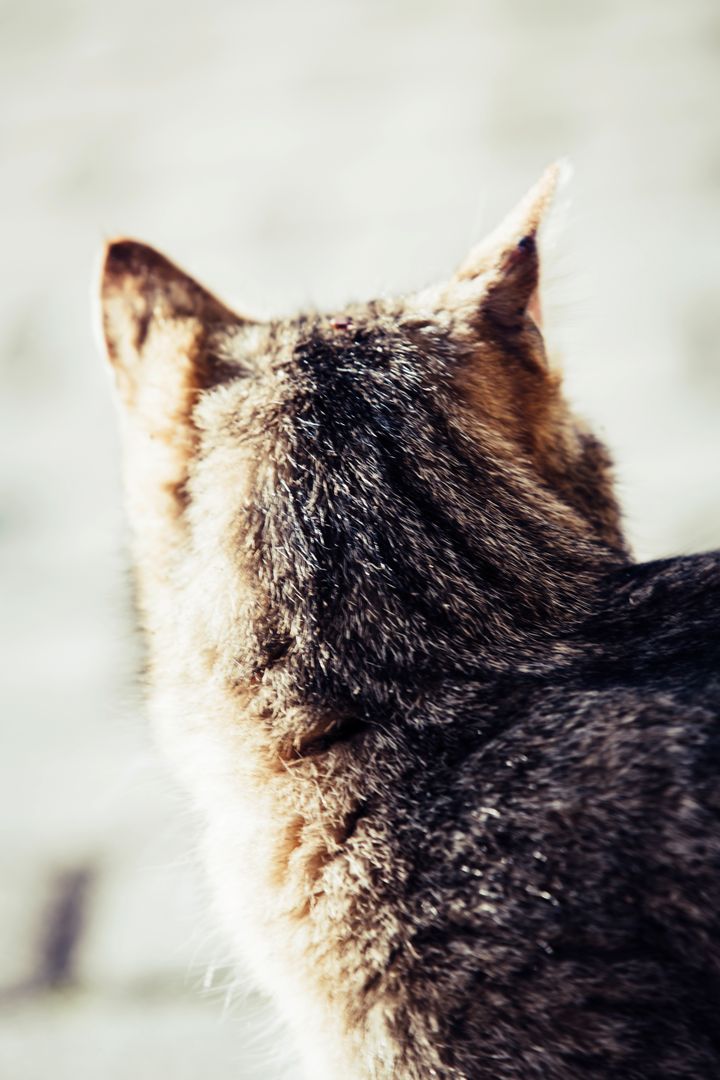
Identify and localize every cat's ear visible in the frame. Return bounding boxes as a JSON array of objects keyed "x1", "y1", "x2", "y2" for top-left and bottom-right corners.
[
  {"x1": 98, "y1": 241, "x2": 253, "y2": 556},
  {"x1": 98, "y1": 239, "x2": 245, "y2": 411},
  {"x1": 442, "y1": 164, "x2": 562, "y2": 335}
]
